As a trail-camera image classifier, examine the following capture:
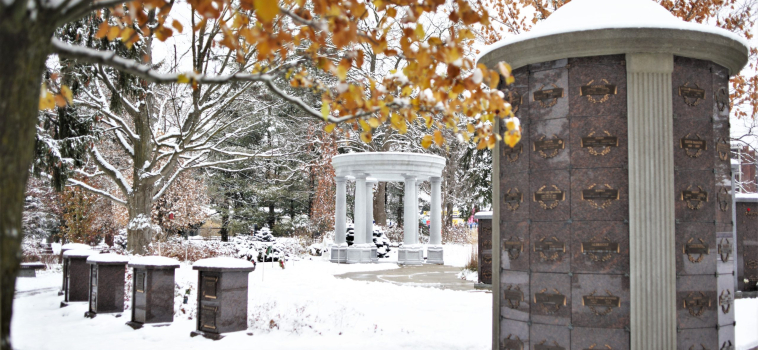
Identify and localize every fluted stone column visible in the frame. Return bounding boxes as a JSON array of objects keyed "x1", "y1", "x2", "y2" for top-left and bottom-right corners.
[
  {"x1": 627, "y1": 53, "x2": 676, "y2": 350},
  {"x1": 366, "y1": 179, "x2": 377, "y2": 262},
  {"x1": 399, "y1": 175, "x2": 423, "y2": 265},
  {"x1": 427, "y1": 177, "x2": 443, "y2": 264},
  {"x1": 330, "y1": 176, "x2": 347, "y2": 263},
  {"x1": 347, "y1": 174, "x2": 371, "y2": 263}
]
